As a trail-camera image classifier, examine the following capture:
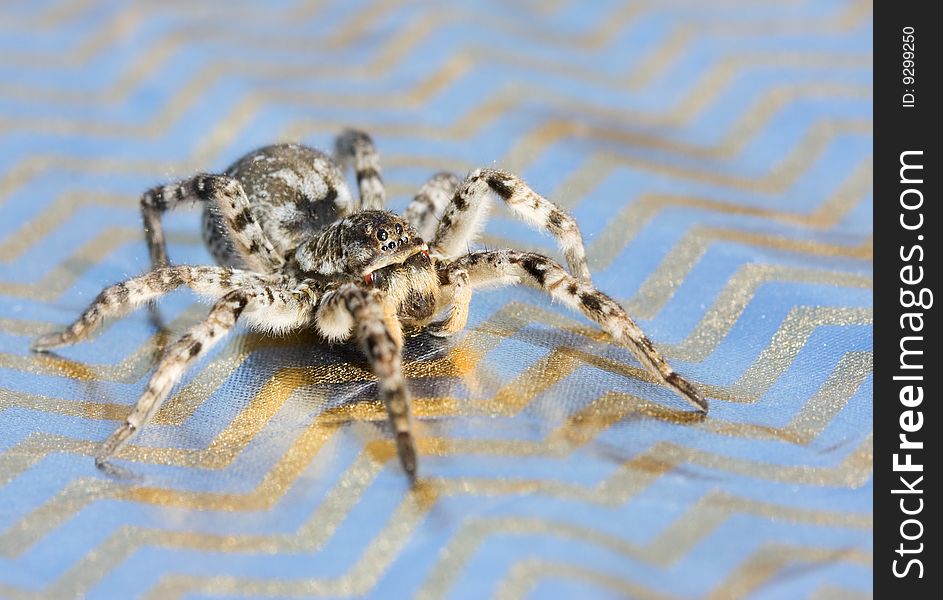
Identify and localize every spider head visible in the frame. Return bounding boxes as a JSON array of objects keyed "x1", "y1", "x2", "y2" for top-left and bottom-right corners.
[{"x1": 295, "y1": 210, "x2": 429, "y2": 279}]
